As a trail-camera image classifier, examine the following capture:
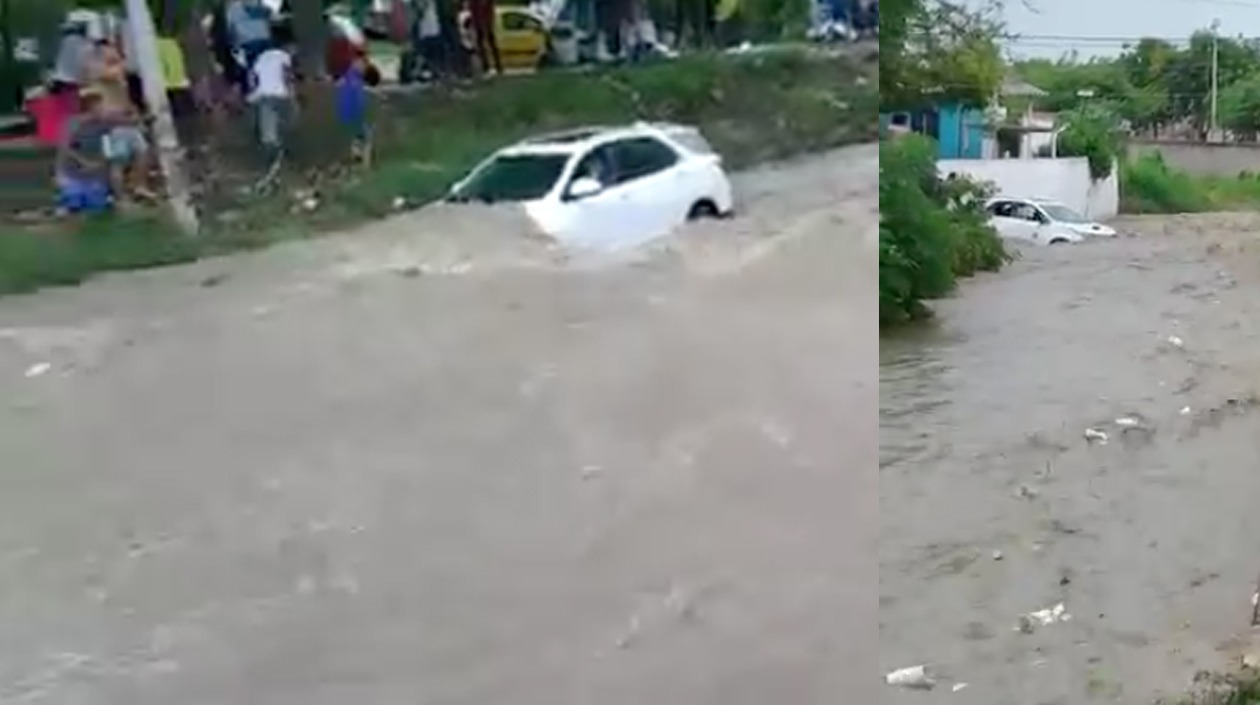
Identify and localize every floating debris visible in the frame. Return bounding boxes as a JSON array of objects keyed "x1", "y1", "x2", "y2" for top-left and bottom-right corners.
[
  {"x1": 24, "y1": 362, "x2": 51, "y2": 378},
  {"x1": 885, "y1": 664, "x2": 935, "y2": 690},
  {"x1": 1018, "y1": 602, "x2": 1071, "y2": 634},
  {"x1": 1168, "y1": 335, "x2": 1185, "y2": 348},
  {"x1": 1084, "y1": 427, "x2": 1109, "y2": 444},
  {"x1": 1015, "y1": 485, "x2": 1039, "y2": 500}
]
